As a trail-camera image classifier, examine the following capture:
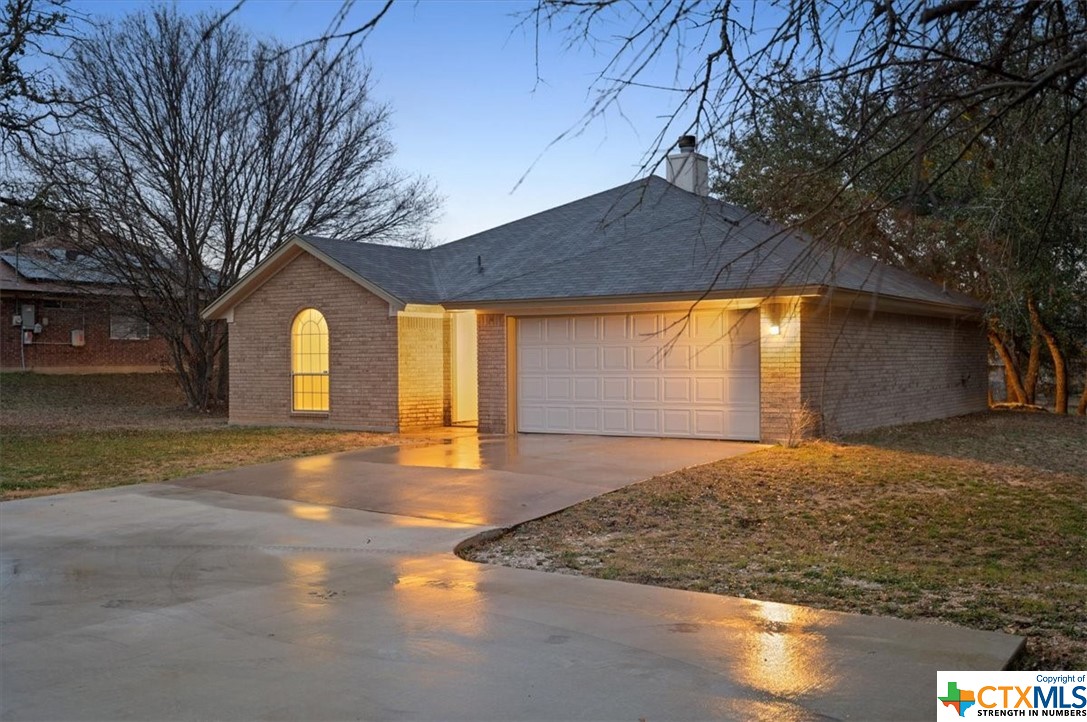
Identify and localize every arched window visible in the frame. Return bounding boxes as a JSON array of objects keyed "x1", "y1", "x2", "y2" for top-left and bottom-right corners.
[{"x1": 291, "y1": 308, "x2": 329, "y2": 412}]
